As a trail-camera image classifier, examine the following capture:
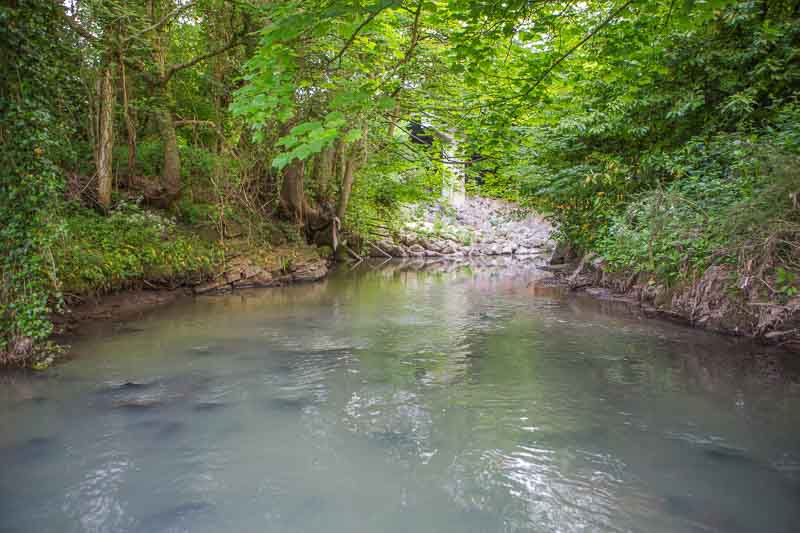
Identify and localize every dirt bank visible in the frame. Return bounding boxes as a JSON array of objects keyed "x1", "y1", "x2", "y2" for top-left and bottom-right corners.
[{"x1": 553, "y1": 253, "x2": 800, "y2": 352}]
